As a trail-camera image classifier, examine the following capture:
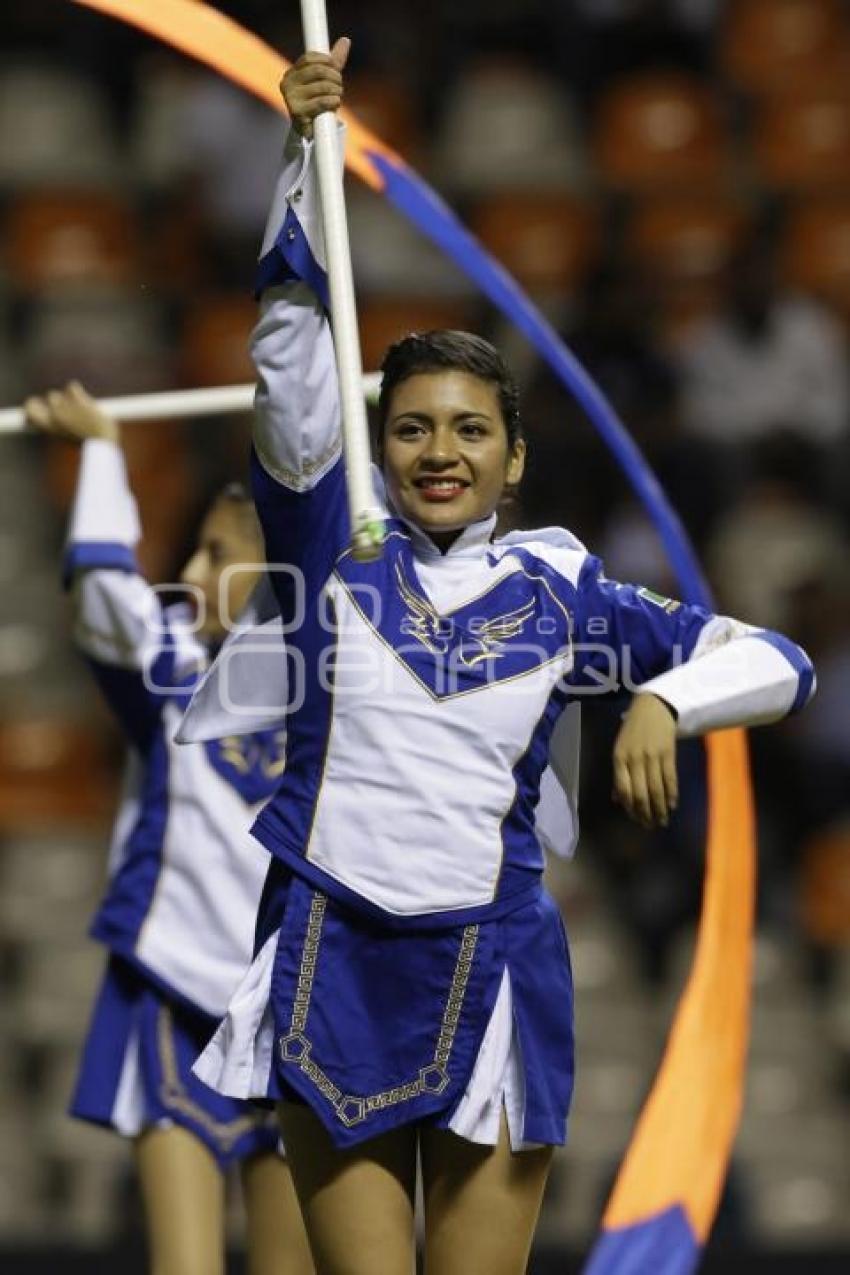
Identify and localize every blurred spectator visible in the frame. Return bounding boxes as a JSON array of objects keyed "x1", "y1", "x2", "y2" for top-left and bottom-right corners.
[
  {"x1": 675, "y1": 234, "x2": 850, "y2": 447},
  {"x1": 520, "y1": 262, "x2": 729, "y2": 545},
  {"x1": 706, "y1": 434, "x2": 846, "y2": 632},
  {"x1": 569, "y1": 263, "x2": 675, "y2": 426}
]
